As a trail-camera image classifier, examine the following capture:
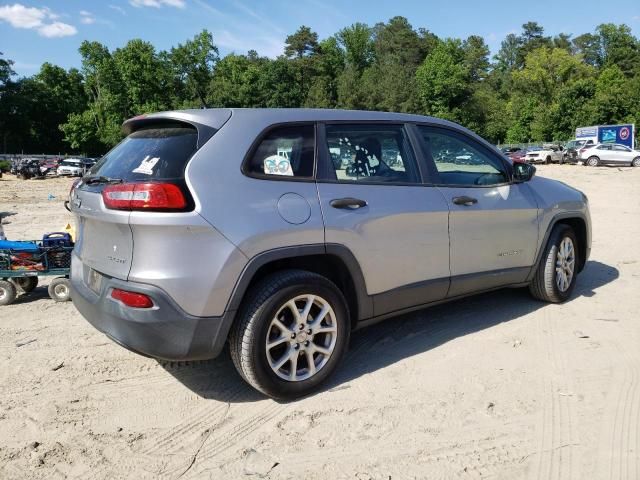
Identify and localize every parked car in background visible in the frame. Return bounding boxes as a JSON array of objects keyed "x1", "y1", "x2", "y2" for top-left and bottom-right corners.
[
  {"x1": 501, "y1": 147, "x2": 522, "y2": 155},
  {"x1": 81, "y1": 158, "x2": 97, "y2": 174},
  {"x1": 57, "y1": 158, "x2": 84, "y2": 176},
  {"x1": 69, "y1": 108, "x2": 591, "y2": 399},
  {"x1": 525, "y1": 144, "x2": 564, "y2": 164},
  {"x1": 15, "y1": 158, "x2": 47, "y2": 179},
  {"x1": 563, "y1": 139, "x2": 595, "y2": 164},
  {"x1": 579, "y1": 143, "x2": 640, "y2": 167}
]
